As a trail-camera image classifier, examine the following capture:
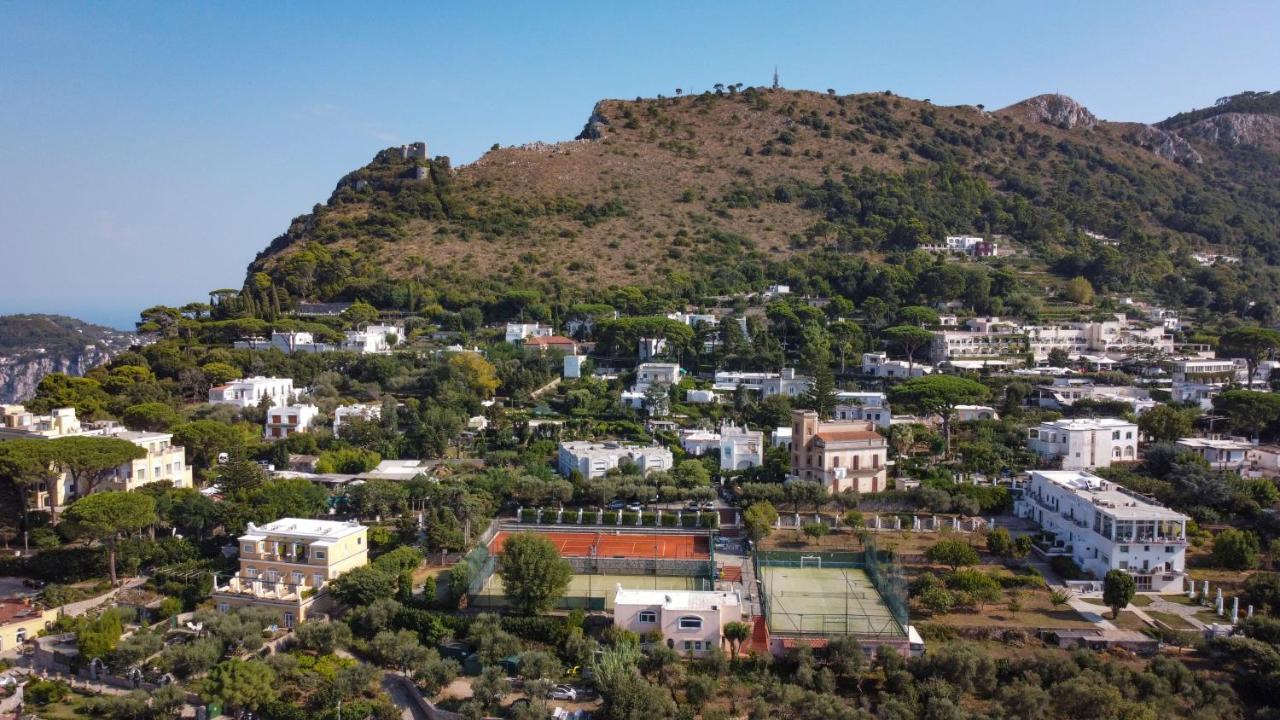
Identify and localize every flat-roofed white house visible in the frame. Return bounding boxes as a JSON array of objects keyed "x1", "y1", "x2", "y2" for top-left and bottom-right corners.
[
  {"x1": 712, "y1": 368, "x2": 812, "y2": 398},
  {"x1": 613, "y1": 586, "x2": 742, "y2": 656},
  {"x1": 1015, "y1": 470, "x2": 1187, "y2": 592},
  {"x1": 0, "y1": 405, "x2": 85, "y2": 440},
  {"x1": 341, "y1": 324, "x2": 404, "y2": 354},
  {"x1": 1027, "y1": 418, "x2": 1138, "y2": 469},
  {"x1": 1176, "y1": 437, "x2": 1253, "y2": 473},
  {"x1": 557, "y1": 441, "x2": 673, "y2": 479},
  {"x1": 208, "y1": 377, "x2": 295, "y2": 408},
  {"x1": 635, "y1": 363, "x2": 681, "y2": 390},
  {"x1": 333, "y1": 403, "x2": 382, "y2": 437},
  {"x1": 212, "y1": 518, "x2": 368, "y2": 627},
  {"x1": 861, "y1": 353, "x2": 933, "y2": 379},
  {"x1": 505, "y1": 323, "x2": 552, "y2": 344},
  {"x1": 265, "y1": 404, "x2": 321, "y2": 440},
  {"x1": 679, "y1": 423, "x2": 764, "y2": 471}
]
